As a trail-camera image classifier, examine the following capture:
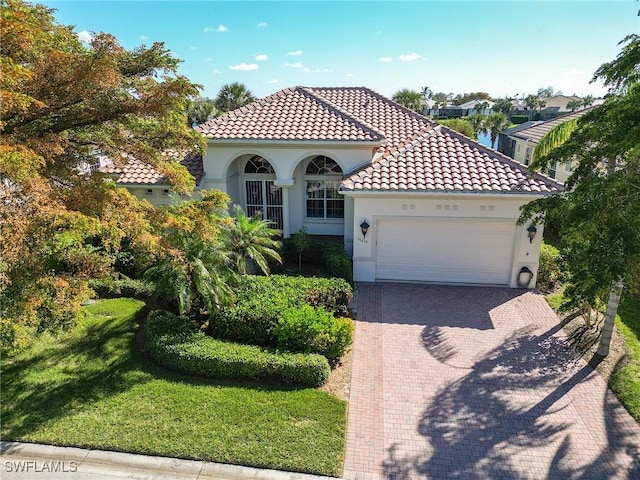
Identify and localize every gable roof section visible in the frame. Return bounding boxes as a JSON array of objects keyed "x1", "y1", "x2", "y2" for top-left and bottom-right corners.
[
  {"x1": 342, "y1": 126, "x2": 561, "y2": 194},
  {"x1": 511, "y1": 107, "x2": 594, "y2": 144},
  {"x1": 196, "y1": 87, "x2": 384, "y2": 143},
  {"x1": 101, "y1": 150, "x2": 204, "y2": 186}
]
